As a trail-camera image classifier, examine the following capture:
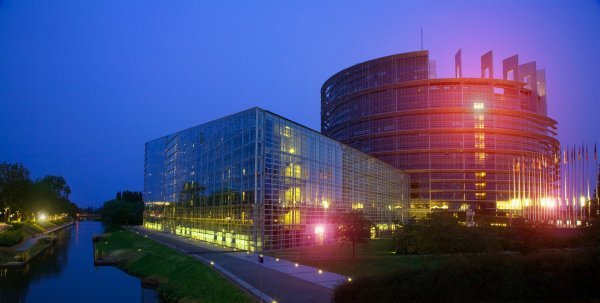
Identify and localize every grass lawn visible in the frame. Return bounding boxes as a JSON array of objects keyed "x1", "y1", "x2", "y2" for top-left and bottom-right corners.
[
  {"x1": 95, "y1": 227, "x2": 254, "y2": 303},
  {"x1": 269, "y1": 239, "x2": 448, "y2": 278},
  {"x1": 0, "y1": 221, "x2": 47, "y2": 247},
  {"x1": 0, "y1": 219, "x2": 72, "y2": 247}
]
